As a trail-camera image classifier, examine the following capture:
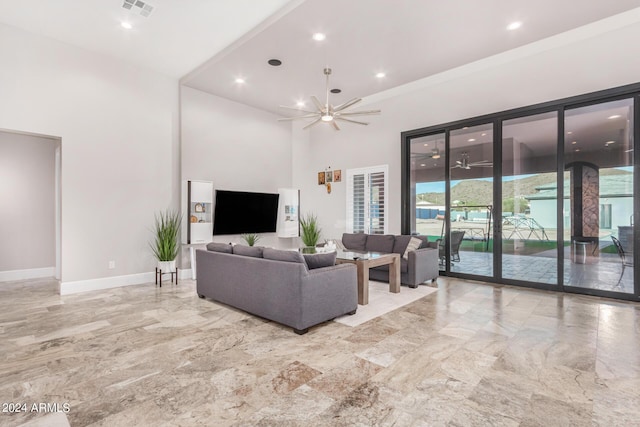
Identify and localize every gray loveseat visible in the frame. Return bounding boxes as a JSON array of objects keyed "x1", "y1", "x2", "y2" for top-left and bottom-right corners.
[
  {"x1": 196, "y1": 244, "x2": 358, "y2": 334},
  {"x1": 341, "y1": 233, "x2": 439, "y2": 288}
]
